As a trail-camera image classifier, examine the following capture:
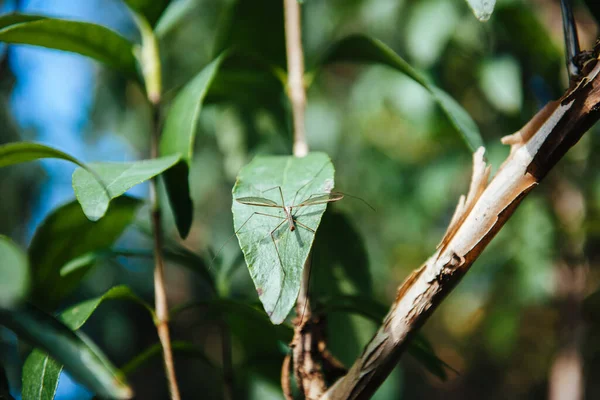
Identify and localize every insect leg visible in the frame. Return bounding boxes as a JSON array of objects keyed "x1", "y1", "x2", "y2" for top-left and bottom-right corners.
[
  {"x1": 269, "y1": 219, "x2": 288, "y2": 300},
  {"x1": 294, "y1": 220, "x2": 315, "y2": 233},
  {"x1": 212, "y1": 211, "x2": 285, "y2": 266}
]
